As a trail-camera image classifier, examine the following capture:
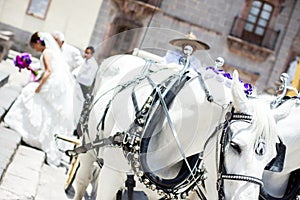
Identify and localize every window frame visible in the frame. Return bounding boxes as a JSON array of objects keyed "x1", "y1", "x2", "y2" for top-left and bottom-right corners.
[
  {"x1": 26, "y1": 0, "x2": 51, "y2": 20},
  {"x1": 241, "y1": 0, "x2": 274, "y2": 45}
]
